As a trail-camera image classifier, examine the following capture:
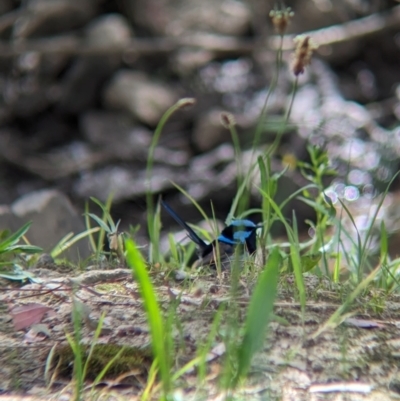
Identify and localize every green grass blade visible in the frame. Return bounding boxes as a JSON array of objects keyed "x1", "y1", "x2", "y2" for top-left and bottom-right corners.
[
  {"x1": 196, "y1": 304, "x2": 225, "y2": 383},
  {"x1": 66, "y1": 301, "x2": 84, "y2": 401},
  {"x1": 289, "y1": 211, "x2": 305, "y2": 309},
  {"x1": 379, "y1": 220, "x2": 388, "y2": 289},
  {"x1": 280, "y1": 184, "x2": 317, "y2": 210},
  {"x1": 0, "y1": 222, "x2": 32, "y2": 252},
  {"x1": 84, "y1": 200, "x2": 97, "y2": 253},
  {"x1": 50, "y1": 227, "x2": 100, "y2": 258},
  {"x1": 2, "y1": 244, "x2": 43, "y2": 254},
  {"x1": 257, "y1": 155, "x2": 271, "y2": 225},
  {"x1": 226, "y1": 162, "x2": 257, "y2": 224},
  {"x1": 82, "y1": 313, "x2": 105, "y2": 381},
  {"x1": 168, "y1": 182, "x2": 219, "y2": 244},
  {"x1": 44, "y1": 344, "x2": 57, "y2": 386},
  {"x1": 125, "y1": 239, "x2": 170, "y2": 396},
  {"x1": 65, "y1": 332, "x2": 83, "y2": 401},
  {"x1": 93, "y1": 347, "x2": 125, "y2": 388},
  {"x1": 236, "y1": 247, "x2": 281, "y2": 382},
  {"x1": 86, "y1": 213, "x2": 111, "y2": 233},
  {"x1": 380, "y1": 220, "x2": 388, "y2": 265},
  {"x1": 52, "y1": 232, "x2": 74, "y2": 250},
  {"x1": 90, "y1": 194, "x2": 114, "y2": 253},
  {"x1": 311, "y1": 264, "x2": 380, "y2": 339},
  {"x1": 141, "y1": 359, "x2": 159, "y2": 401},
  {"x1": 170, "y1": 182, "x2": 210, "y2": 223},
  {"x1": 259, "y1": 188, "x2": 306, "y2": 312},
  {"x1": 167, "y1": 233, "x2": 179, "y2": 262},
  {"x1": 358, "y1": 171, "x2": 400, "y2": 277}
]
